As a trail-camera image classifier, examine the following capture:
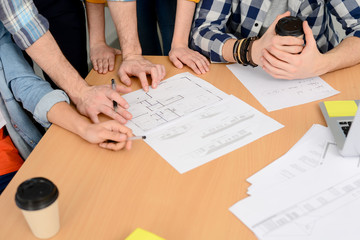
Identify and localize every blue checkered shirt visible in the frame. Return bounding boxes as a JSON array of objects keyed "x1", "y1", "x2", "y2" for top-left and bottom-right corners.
[{"x1": 190, "y1": 0, "x2": 360, "y2": 63}]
